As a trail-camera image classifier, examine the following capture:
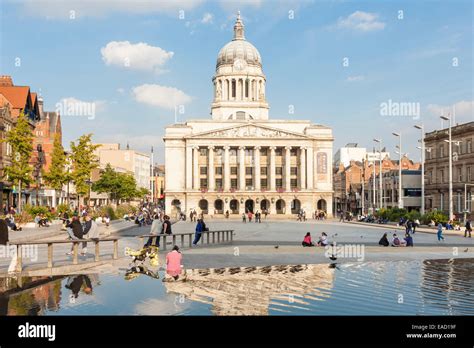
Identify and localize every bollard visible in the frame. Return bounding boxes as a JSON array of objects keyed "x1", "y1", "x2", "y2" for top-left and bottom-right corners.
[
  {"x1": 113, "y1": 239, "x2": 118, "y2": 260},
  {"x1": 95, "y1": 241, "x2": 100, "y2": 262},
  {"x1": 189, "y1": 234, "x2": 192, "y2": 247},
  {"x1": 73, "y1": 242, "x2": 78, "y2": 265},
  {"x1": 47, "y1": 243, "x2": 53, "y2": 268},
  {"x1": 217, "y1": 231, "x2": 220, "y2": 243},
  {"x1": 207, "y1": 232, "x2": 210, "y2": 244},
  {"x1": 212, "y1": 232, "x2": 215, "y2": 243}
]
